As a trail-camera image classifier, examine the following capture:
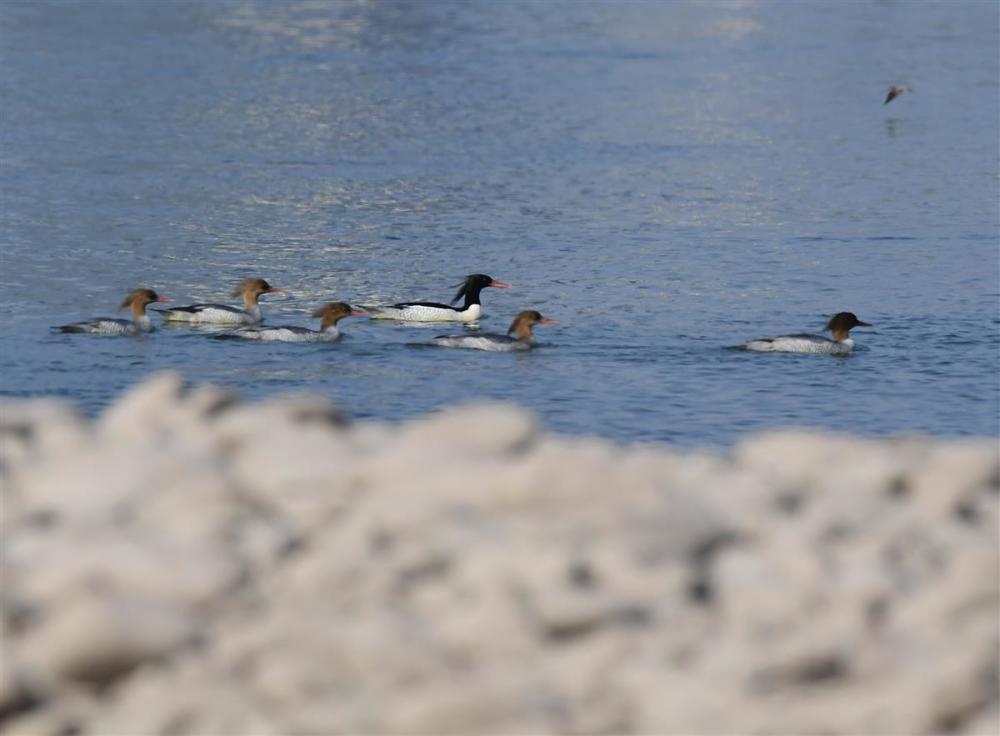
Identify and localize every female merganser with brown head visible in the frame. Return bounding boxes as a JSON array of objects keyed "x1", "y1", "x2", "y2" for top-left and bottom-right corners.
[
  {"x1": 743, "y1": 312, "x2": 872, "y2": 355},
  {"x1": 431, "y1": 310, "x2": 558, "y2": 351},
  {"x1": 364, "y1": 274, "x2": 511, "y2": 322},
  {"x1": 154, "y1": 277, "x2": 287, "y2": 324},
  {"x1": 56, "y1": 288, "x2": 172, "y2": 335},
  {"x1": 224, "y1": 302, "x2": 367, "y2": 342}
]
